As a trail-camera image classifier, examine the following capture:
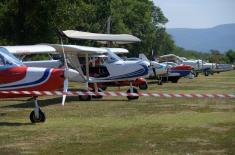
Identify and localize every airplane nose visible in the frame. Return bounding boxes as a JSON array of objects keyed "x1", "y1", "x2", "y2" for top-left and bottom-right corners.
[
  {"x1": 138, "y1": 61, "x2": 149, "y2": 75},
  {"x1": 139, "y1": 61, "x2": 150, "y2": 68},
  {"x1": 67, "y1": 68, "x2": 85, "y2": 82},
  {"x1": 67, "y1": 69, "x2": 79, "y2": 79}
]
